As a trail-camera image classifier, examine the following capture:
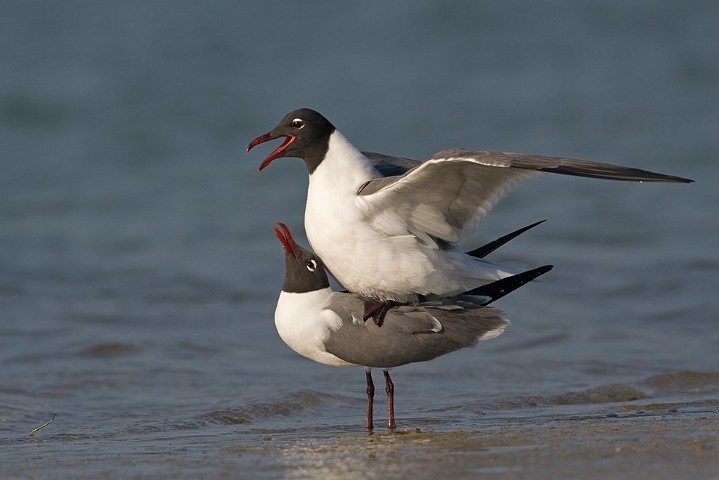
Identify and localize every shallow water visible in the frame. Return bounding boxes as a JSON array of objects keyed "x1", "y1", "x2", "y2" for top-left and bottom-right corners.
[
  {"x1": 1, "y1": 1, "x2": 718, "y2": 478},
  {"x1": 2, "y1": 373, "x2": 718, "y2": 479}
]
